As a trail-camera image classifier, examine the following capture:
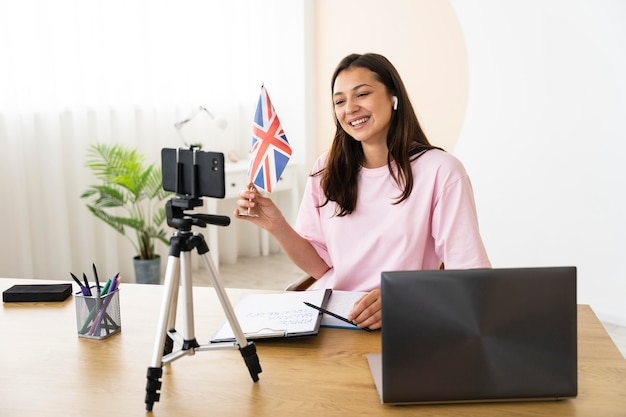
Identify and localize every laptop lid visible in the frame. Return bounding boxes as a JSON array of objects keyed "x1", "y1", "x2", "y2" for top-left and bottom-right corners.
[{"x1": 369, "y1": 267, "x2": 577, "y2": 404}]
